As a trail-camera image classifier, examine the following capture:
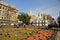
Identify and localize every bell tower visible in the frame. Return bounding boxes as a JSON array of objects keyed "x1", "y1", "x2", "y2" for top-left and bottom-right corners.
[{"x1": 29, "y1": 8, "x2": 32, "y2": 16}]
